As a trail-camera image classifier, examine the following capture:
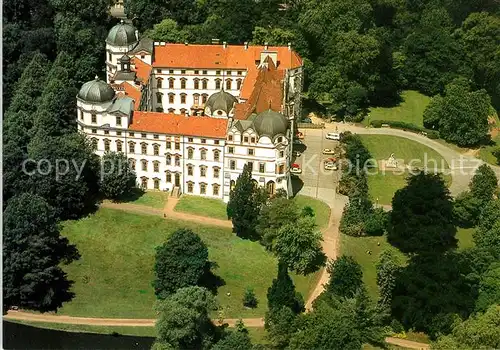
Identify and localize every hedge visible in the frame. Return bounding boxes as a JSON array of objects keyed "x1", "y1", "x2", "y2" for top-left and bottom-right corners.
[{"x1": 370, "y1": 120, "x2": 440, "y2": 139}]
